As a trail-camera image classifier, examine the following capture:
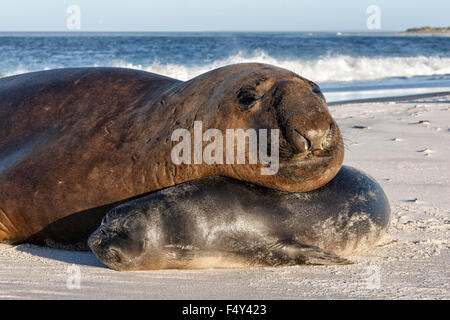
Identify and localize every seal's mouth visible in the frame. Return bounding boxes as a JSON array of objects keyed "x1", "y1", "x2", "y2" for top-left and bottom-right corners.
[
  {"x1": 101, "y1": 248, "x2": 122, "y2": 264},
  {"x1": 267, "y1": 134, "x2": 344, "y2": 192},
  {"x1": 280, "y1": 130, "x2": 343, "y2": 169},
  {"x1": 280, "y1": 153, "x2": 334, "y2": 168}
]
